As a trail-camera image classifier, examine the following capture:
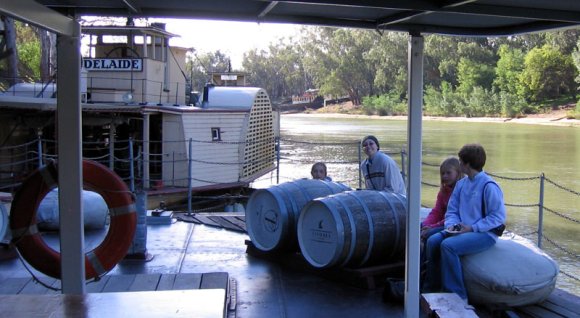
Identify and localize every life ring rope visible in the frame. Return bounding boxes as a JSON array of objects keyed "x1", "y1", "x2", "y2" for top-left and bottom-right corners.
[{"x1": 9, "y1": 159, "x2": 137, "y2": 280}]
